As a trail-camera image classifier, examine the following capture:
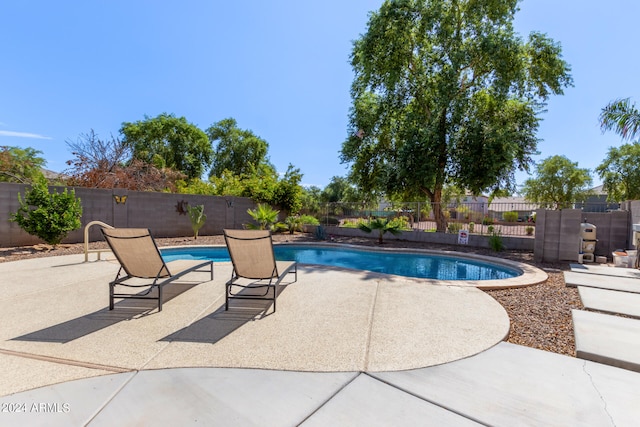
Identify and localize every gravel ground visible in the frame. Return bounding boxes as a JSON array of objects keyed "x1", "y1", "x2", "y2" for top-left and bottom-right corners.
[{"x1": 0, "y1": 233, "x2": 581, "y2": 357}]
